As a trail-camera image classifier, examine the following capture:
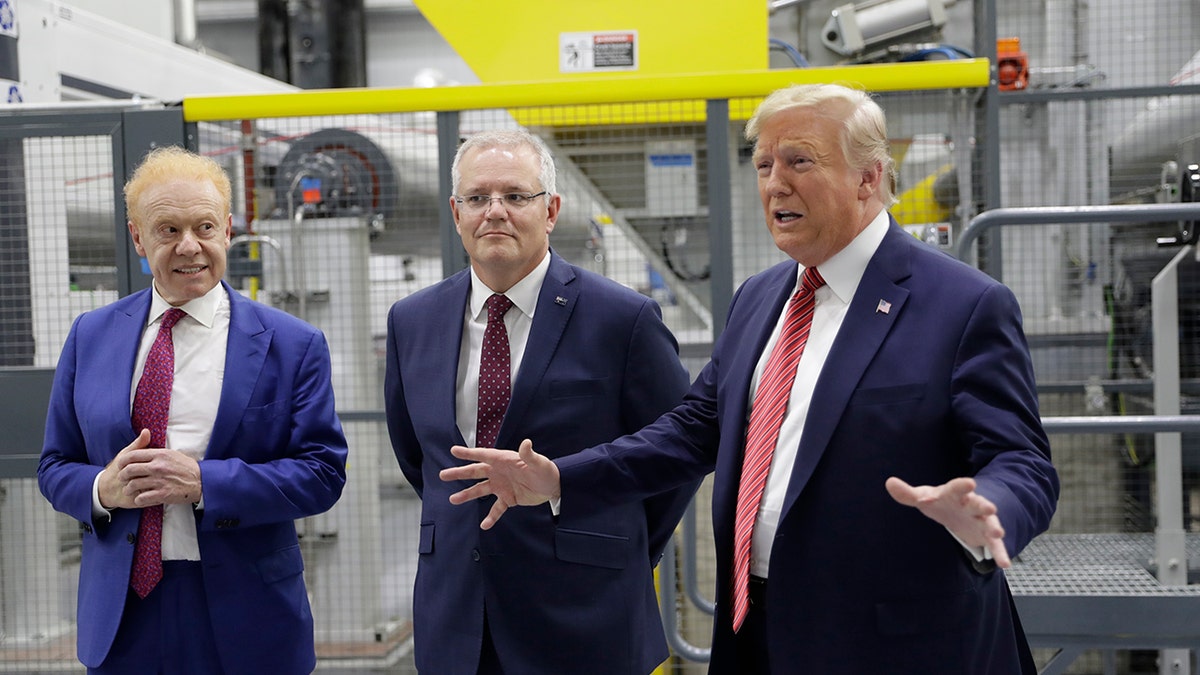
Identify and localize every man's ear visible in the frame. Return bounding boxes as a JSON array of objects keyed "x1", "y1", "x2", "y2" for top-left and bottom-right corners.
[
  {"x1": 128, "y1": 221, "x2": 146, "y2": 257},
  {"x1": 859, "y1": 160, "x2": 884, "y2": 199}
]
